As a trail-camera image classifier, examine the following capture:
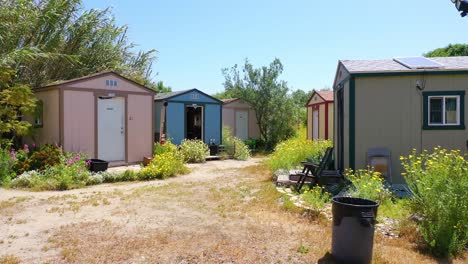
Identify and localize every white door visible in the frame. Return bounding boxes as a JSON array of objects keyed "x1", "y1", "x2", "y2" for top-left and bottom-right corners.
[
  {"x1": 235, "y1": 111, "x2": 249, "y2": 140},
  {"x1": 313, "y1": 110, "x2": 319, "y2": 140},
  {"x1": 98, "y1": 97, "x2": 125, "y2": 161}
]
